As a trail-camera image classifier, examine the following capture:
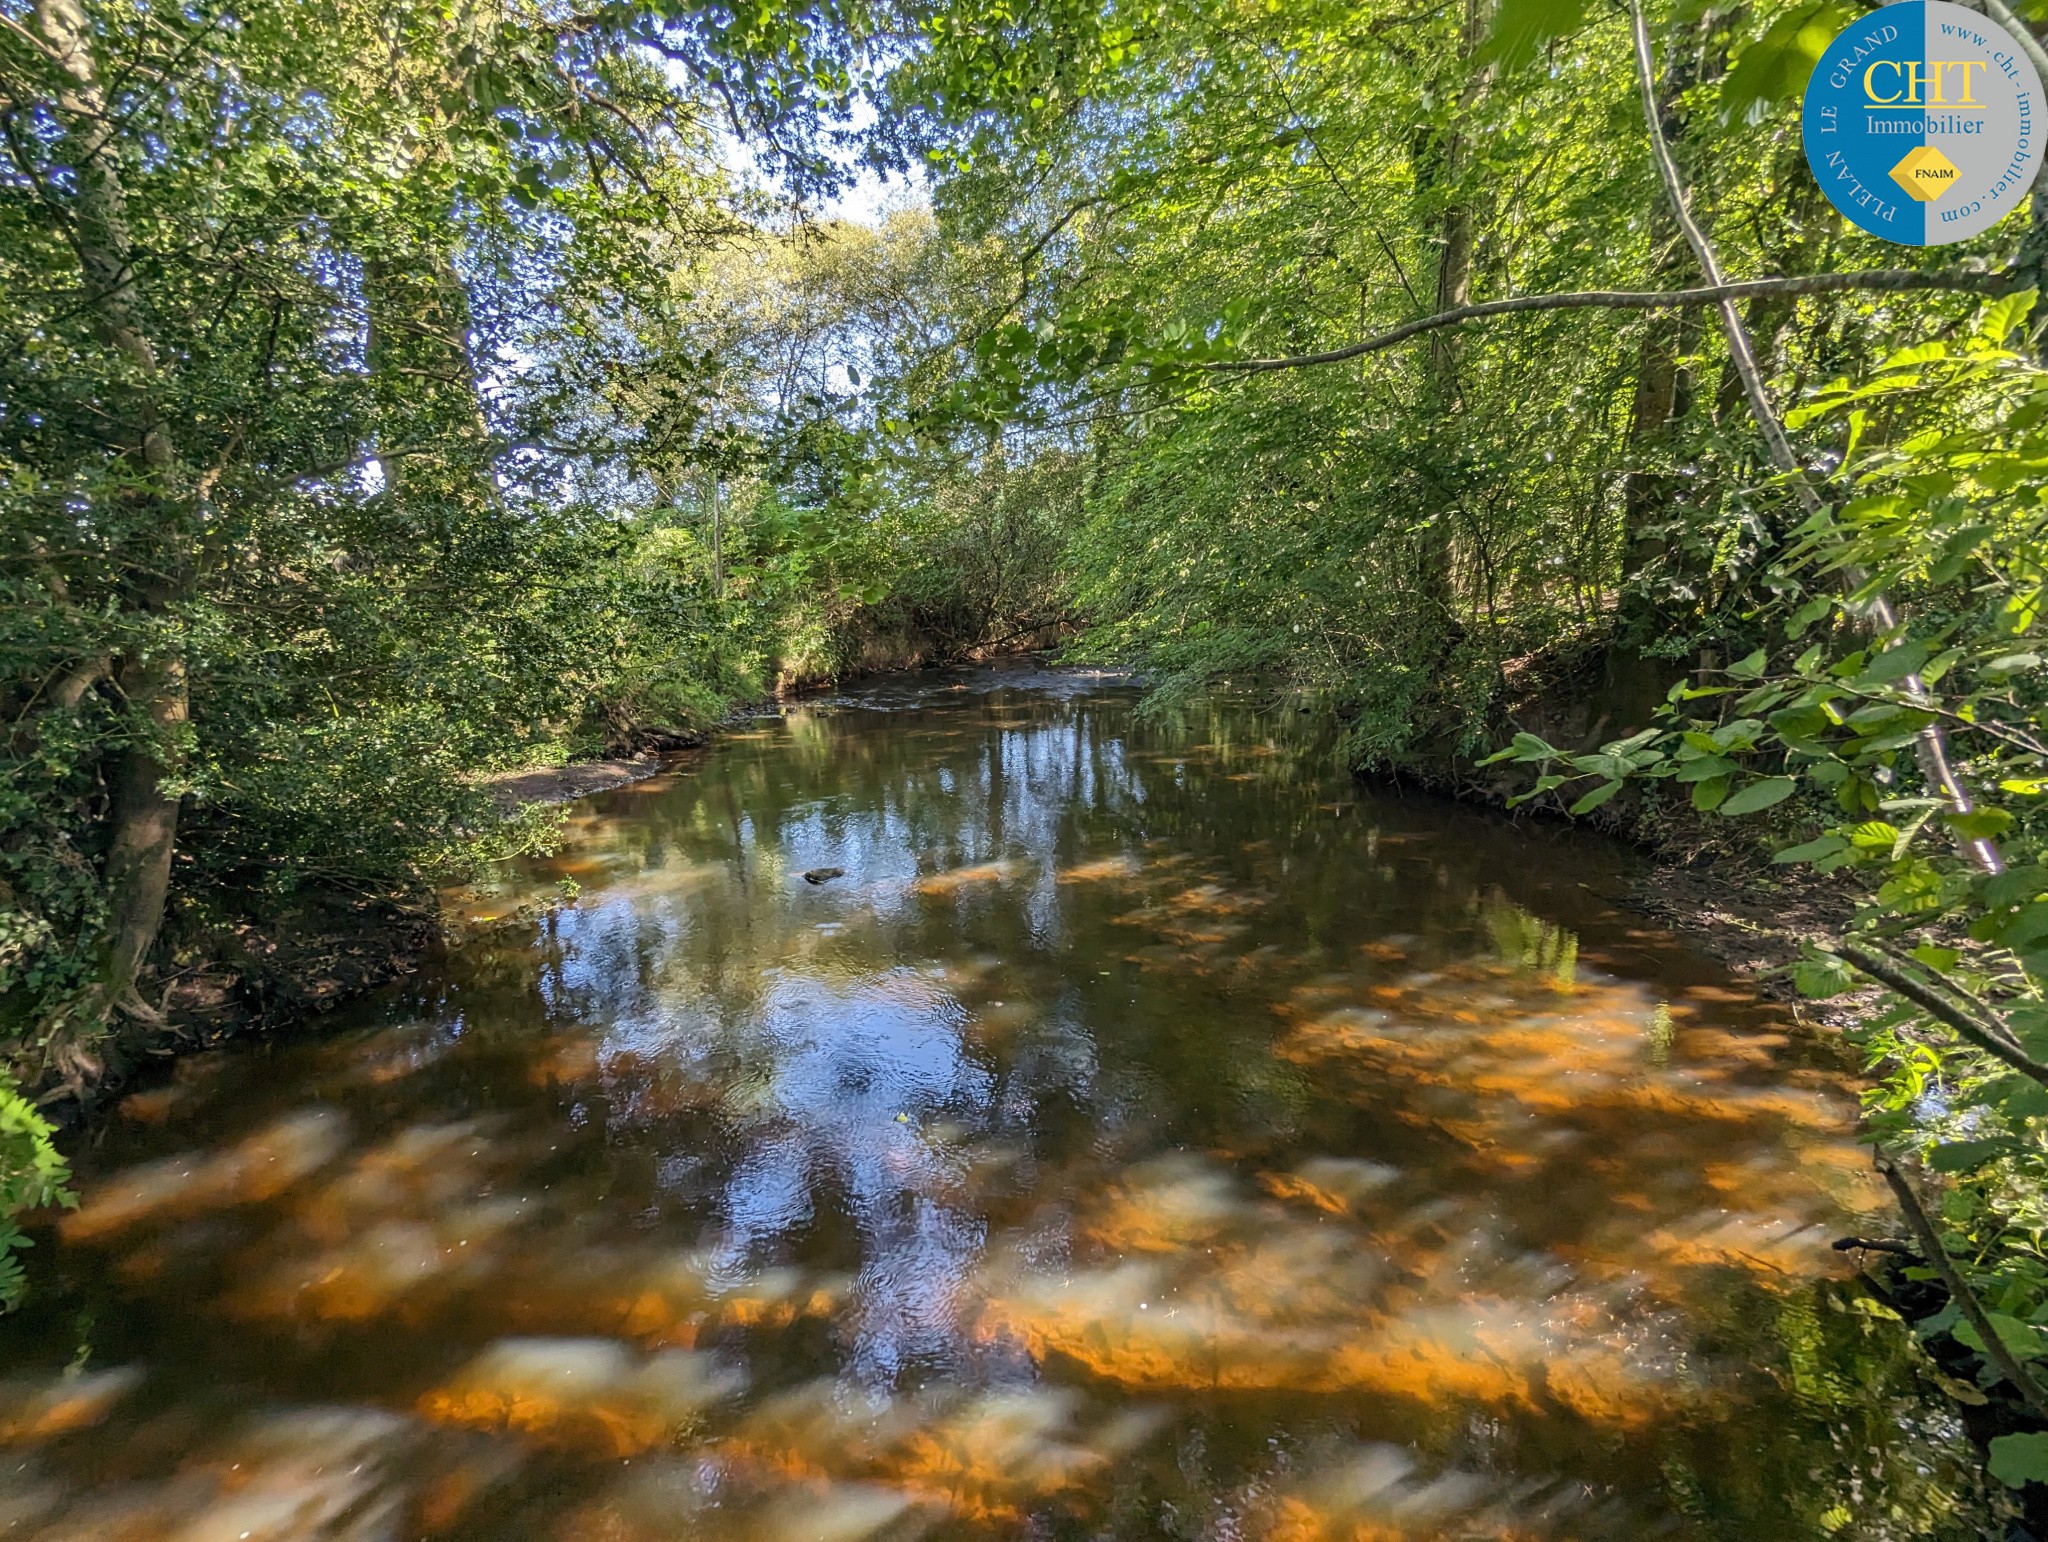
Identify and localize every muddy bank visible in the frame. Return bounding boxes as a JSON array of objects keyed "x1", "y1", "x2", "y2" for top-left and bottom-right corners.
[
  {"x1": 73, "y1": 756, "x2": 707, "y2": 1106},
  {"x1": 42, "y1": 897, "x2": 440, "y2": 1116},
  {"x1": 480, "y1": 751, "x2": 680, "y2": 814},
  {"x1": 54, "y1": 744, "x2": 725, "y2": 1113}
]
